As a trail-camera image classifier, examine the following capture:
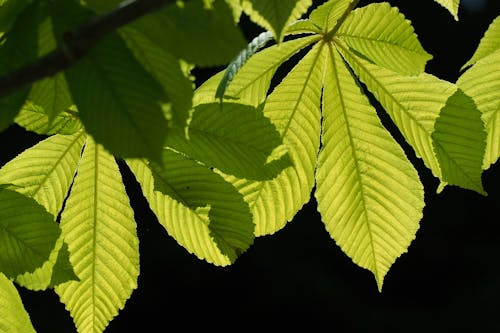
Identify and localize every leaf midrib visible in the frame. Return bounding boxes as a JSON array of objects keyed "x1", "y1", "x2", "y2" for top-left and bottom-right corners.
[{"x1": 328, "y1": 43, "x2": 379, "y2": 280}]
